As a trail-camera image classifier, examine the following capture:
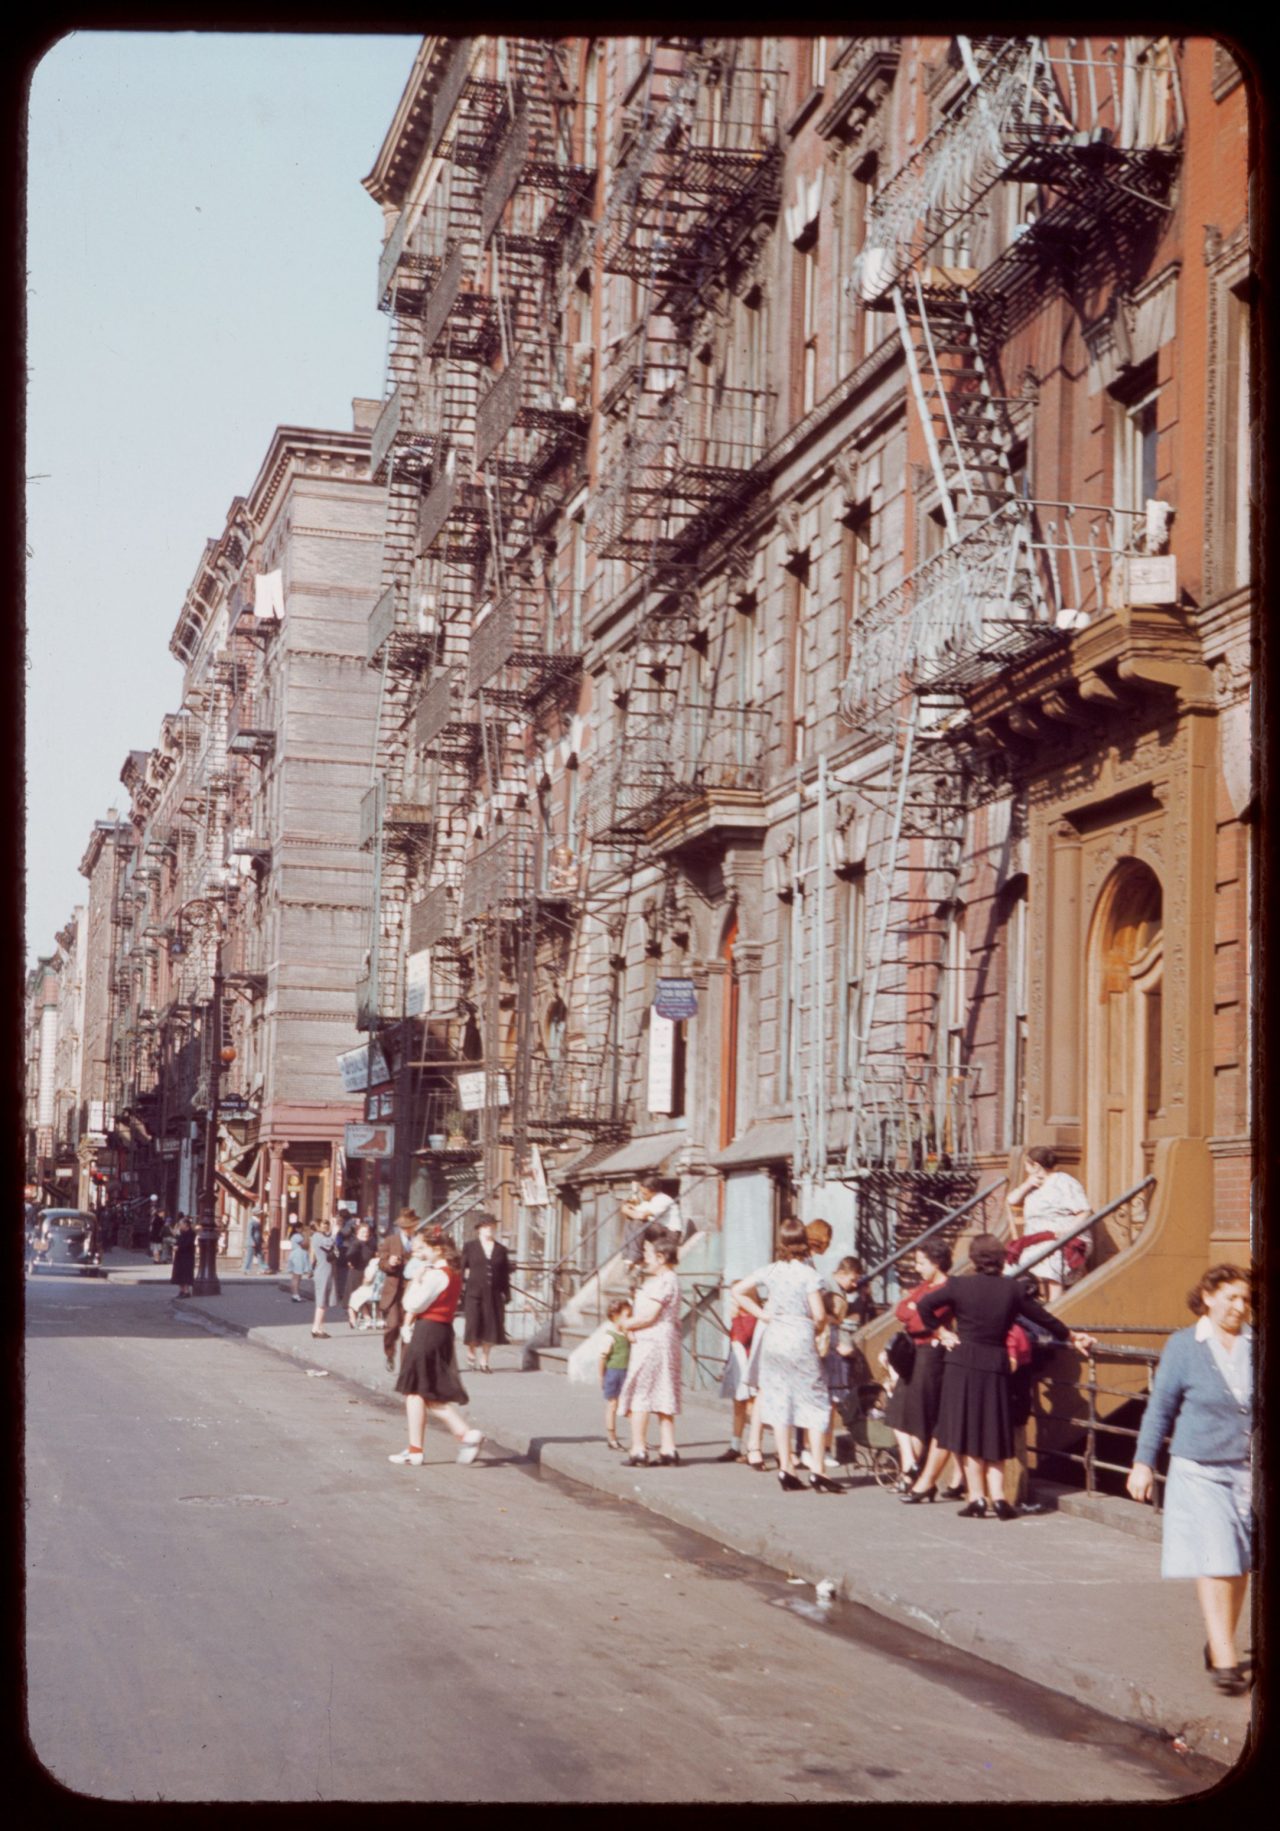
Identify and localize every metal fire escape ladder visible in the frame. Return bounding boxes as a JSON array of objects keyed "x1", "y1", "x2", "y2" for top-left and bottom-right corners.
[{"x1": 789, "y1": 754, "x2": 832, "y2": 1193}]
